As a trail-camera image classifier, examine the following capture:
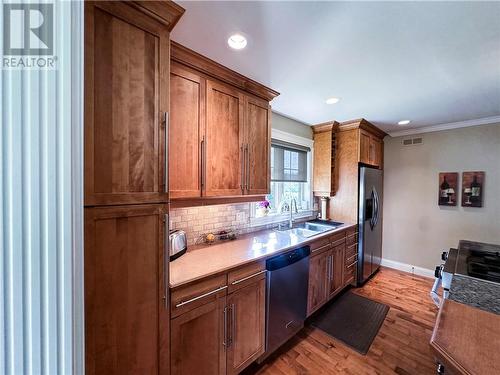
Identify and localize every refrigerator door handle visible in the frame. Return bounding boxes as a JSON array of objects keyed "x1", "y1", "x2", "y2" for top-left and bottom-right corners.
[
  {"x1": 373, "y1": 188, "x2": 380, "y2": 228},
  {"x1": 369, "y1": 189, "x2": 376, "y2": 230}
]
